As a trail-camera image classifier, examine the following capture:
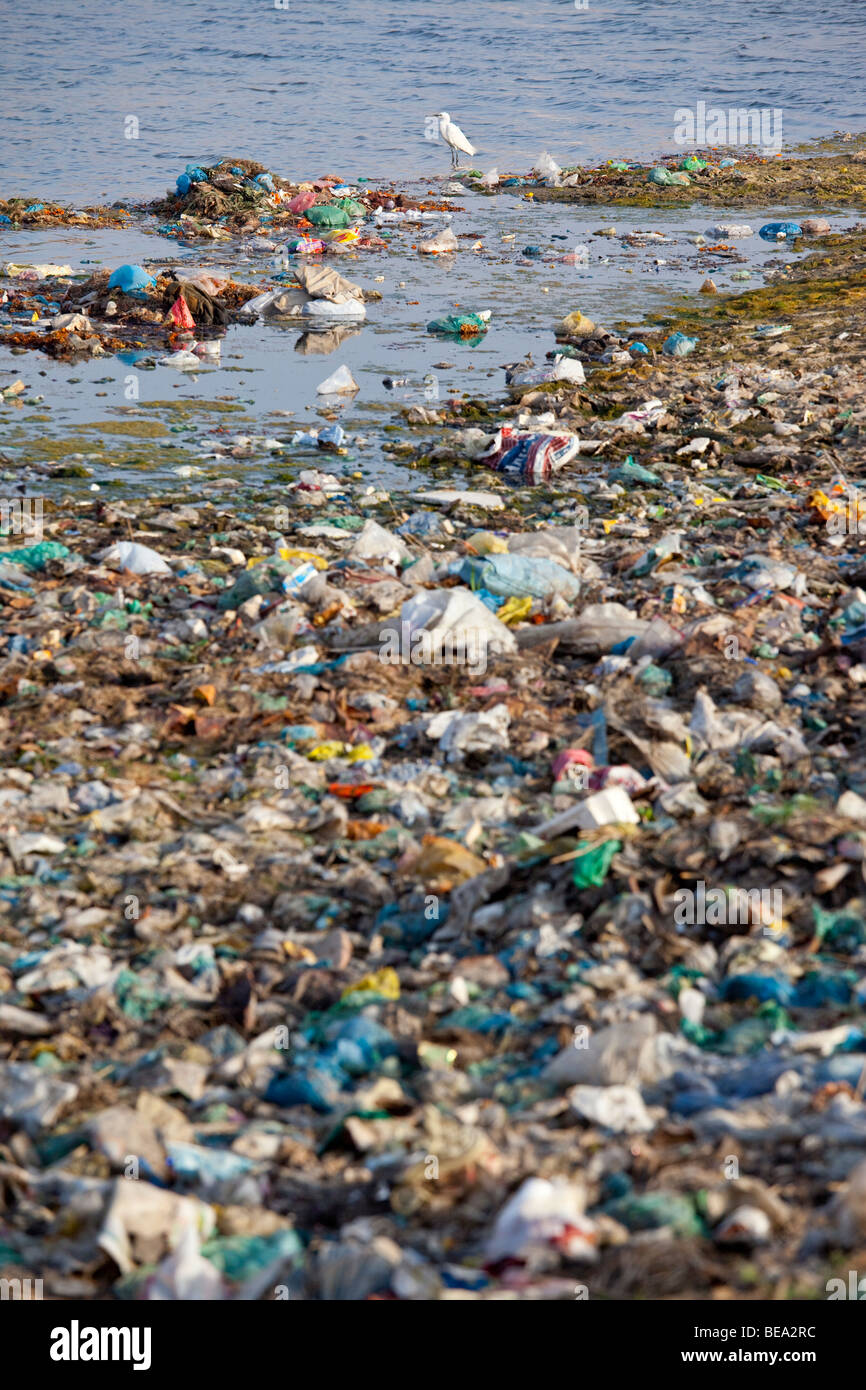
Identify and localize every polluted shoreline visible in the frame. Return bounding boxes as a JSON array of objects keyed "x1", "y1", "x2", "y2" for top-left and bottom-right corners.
[{"x1": 3, "y1": 147, "x2": 866, "y2": 1302}]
